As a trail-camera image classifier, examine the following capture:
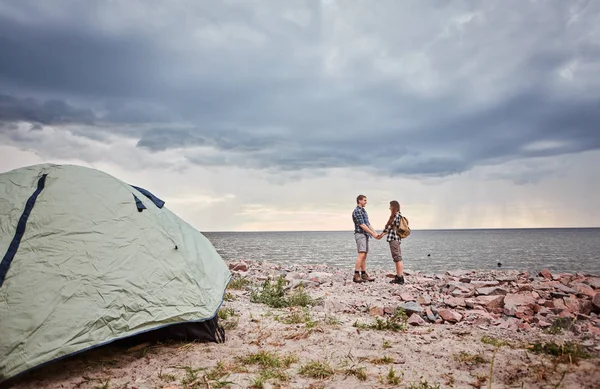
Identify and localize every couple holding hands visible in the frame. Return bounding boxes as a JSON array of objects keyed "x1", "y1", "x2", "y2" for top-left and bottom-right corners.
[{"x1": 352, "y1": 194, "x2": 405, "y2": 285}]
